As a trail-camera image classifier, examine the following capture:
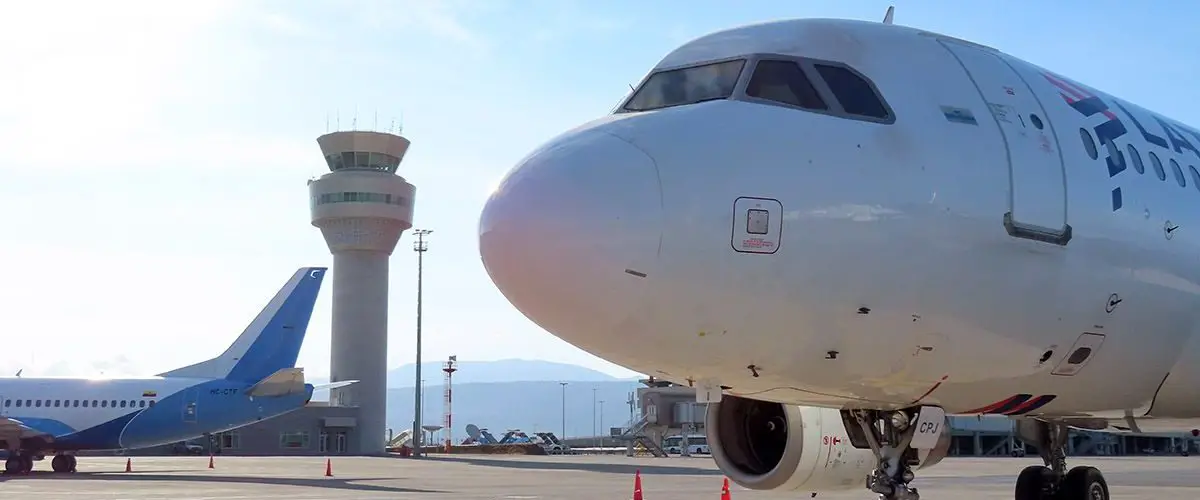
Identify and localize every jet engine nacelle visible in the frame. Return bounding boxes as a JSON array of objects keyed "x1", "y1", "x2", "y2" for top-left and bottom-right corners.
[{"x1": 705, "y1": 396, "x2": 951, "y2": 493}]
